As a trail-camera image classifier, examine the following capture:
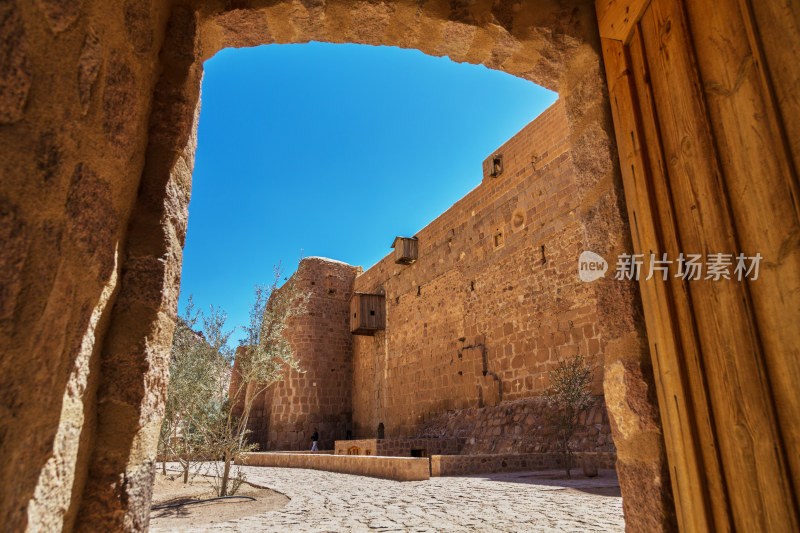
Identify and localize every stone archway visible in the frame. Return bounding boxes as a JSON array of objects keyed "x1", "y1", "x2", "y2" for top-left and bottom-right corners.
[{"x1": 1, "y1": 1, "x2": 671, "y2": 531}]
